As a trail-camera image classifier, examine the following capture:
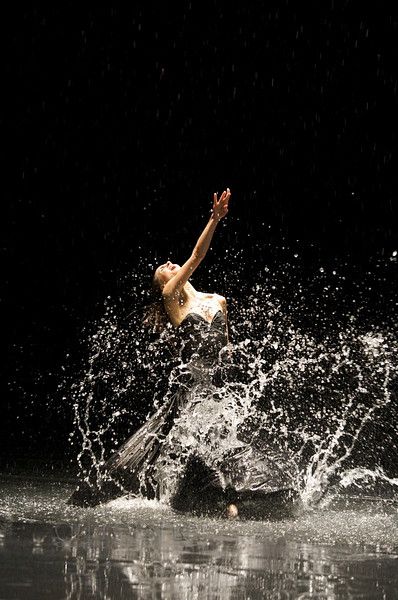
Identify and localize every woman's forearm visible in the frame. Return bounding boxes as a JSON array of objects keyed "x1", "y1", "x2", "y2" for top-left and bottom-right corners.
[
  {"x1": 192, "y1": 214, "x2": 219, "y2": 260},
  {"x1": 162, "y1": 189, "x2": 230, "y2": 299}
]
